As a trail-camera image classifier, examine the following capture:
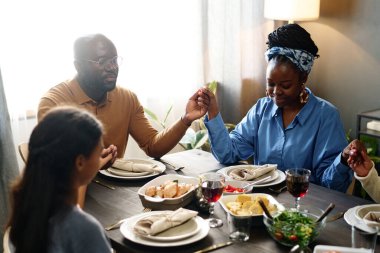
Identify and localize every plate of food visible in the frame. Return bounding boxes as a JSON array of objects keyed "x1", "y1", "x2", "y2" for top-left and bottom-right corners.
[
  {"x1": 99, "y1": 158, "x2": 166, "y2": 180},
  {"x1": 219, "y1": 193, "x2": 282, "y2": 216},
  {"x1": 217, "y1": 164, "x2": 285, "y2": 188},
  {"x1": 131, "y1": 210, "x2": 201, "y2": 242},
  {"x1": 120, "y1": 211, "x2": 209, "y2": 247},
  {"x1": 344, "y1": 205, "x2": 380, "y2": 234},
  {"x1": 354, "y1": 204, "x2": 380, "y2": 221}
]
